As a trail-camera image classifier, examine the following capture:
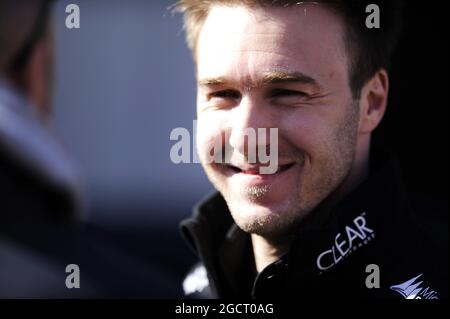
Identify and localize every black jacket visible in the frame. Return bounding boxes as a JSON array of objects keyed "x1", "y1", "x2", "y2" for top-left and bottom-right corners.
[{"x1": 180, "y1": 151, "x2": 448, "y2": 299}]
